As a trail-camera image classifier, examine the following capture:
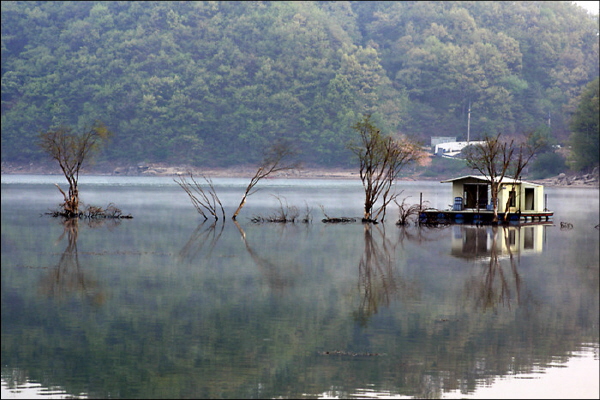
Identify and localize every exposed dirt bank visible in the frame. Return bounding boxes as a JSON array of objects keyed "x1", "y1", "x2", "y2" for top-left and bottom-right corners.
[
  {"x1": 2, "y1": 161, "x2": 598, "y2": 188},
  {"x1": 528, "y1": 167, "x2": 599, "y2": 188},
  {"x1": 1, "y1": 161, "x2": 362, "y2": 180}
]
